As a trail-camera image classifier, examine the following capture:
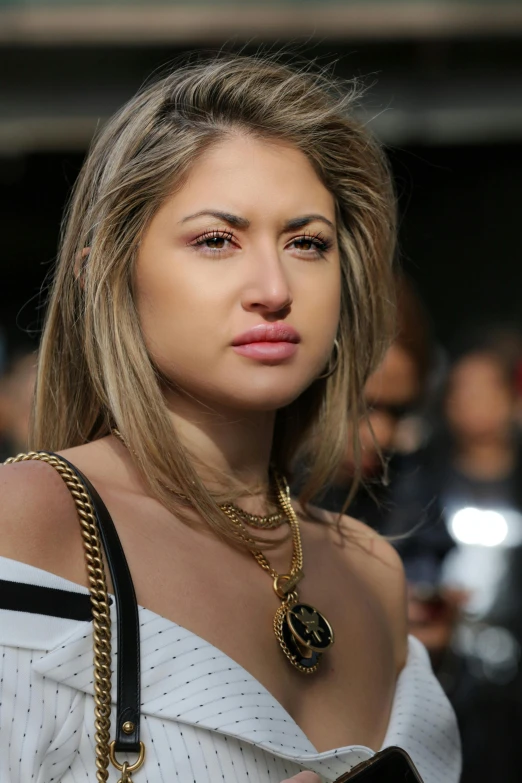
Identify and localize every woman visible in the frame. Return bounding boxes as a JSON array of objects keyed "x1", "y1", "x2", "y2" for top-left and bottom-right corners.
[{"x1": 0, "y1": 55, "x2": 460, "y2": 782}]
